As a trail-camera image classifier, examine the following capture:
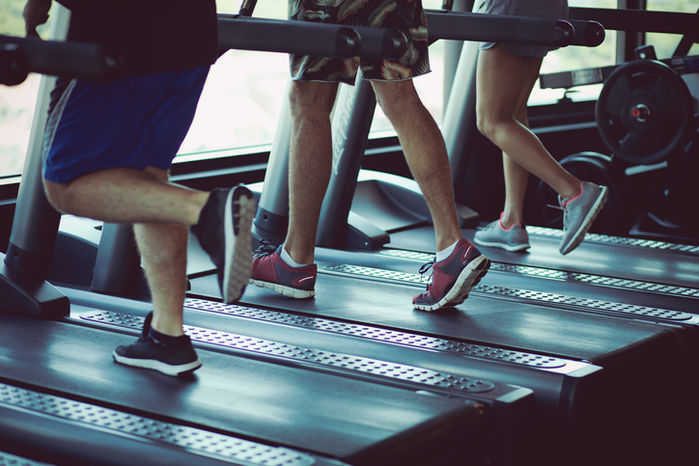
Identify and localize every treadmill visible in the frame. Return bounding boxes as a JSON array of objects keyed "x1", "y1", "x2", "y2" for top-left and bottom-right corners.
[
  {"x1": 0, "y1": 6, "x2": 535, "y2": 466},
  {"x1": 183, "y1": 4, "x2": 698, "y2": 464}
]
